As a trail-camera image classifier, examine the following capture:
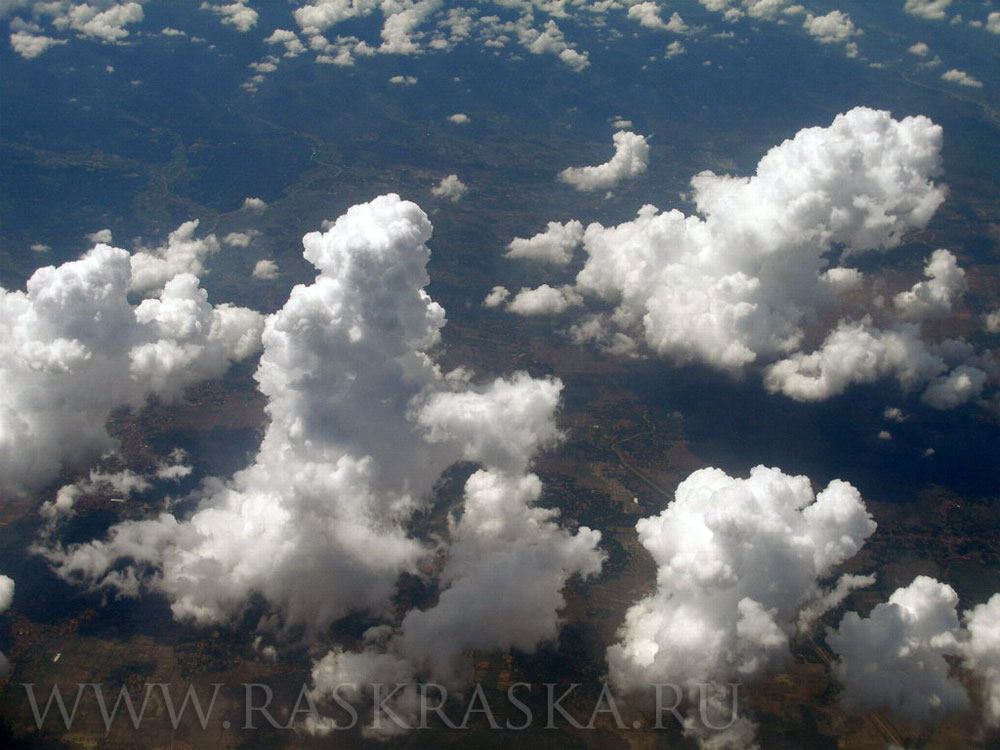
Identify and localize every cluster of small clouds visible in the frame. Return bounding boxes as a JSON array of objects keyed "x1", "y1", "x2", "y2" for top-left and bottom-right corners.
[
  {"x1": 38, "y1": 196, "x2": 604, "y2": 735},
  {"x1": 904, "y1": 0, "x2": 1000, "y2": 37},
  {"x1": 0, "y1": 223, "x2": 263, "y2": 497},
  {"x1": 499, "y1": 107, "x2": 996, "y2": 410},
  {"x1": 698, "y1": 0, "x2": 802, "y2": 23},
  {"x1": 829, "y1": 576, "x2": 1000, "y2": 730},
  {"x1": 7, "y1": 0, "x2": 143, "y2": 58},
  {"x1": 39, "y1": 450, "x2": 192, "y2": 532}
]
